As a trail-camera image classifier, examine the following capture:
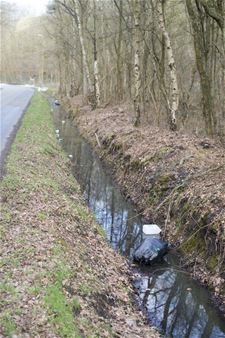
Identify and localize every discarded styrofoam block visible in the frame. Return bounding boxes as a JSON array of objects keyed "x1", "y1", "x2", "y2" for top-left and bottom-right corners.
[{"x1": 143, "y1": 224, "x2": 161, "y2": 236}]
